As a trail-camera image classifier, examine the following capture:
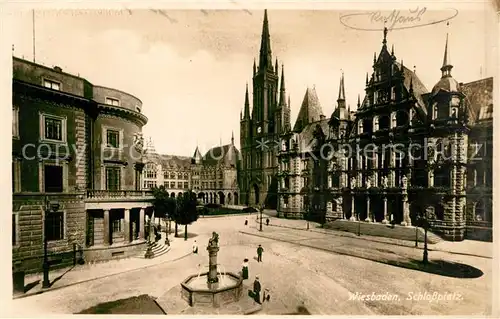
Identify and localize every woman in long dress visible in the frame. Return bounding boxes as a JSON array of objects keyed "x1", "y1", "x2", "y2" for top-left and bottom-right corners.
[{"x1": 242, "y1": 258, "x2": 249, "y2": 279}]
